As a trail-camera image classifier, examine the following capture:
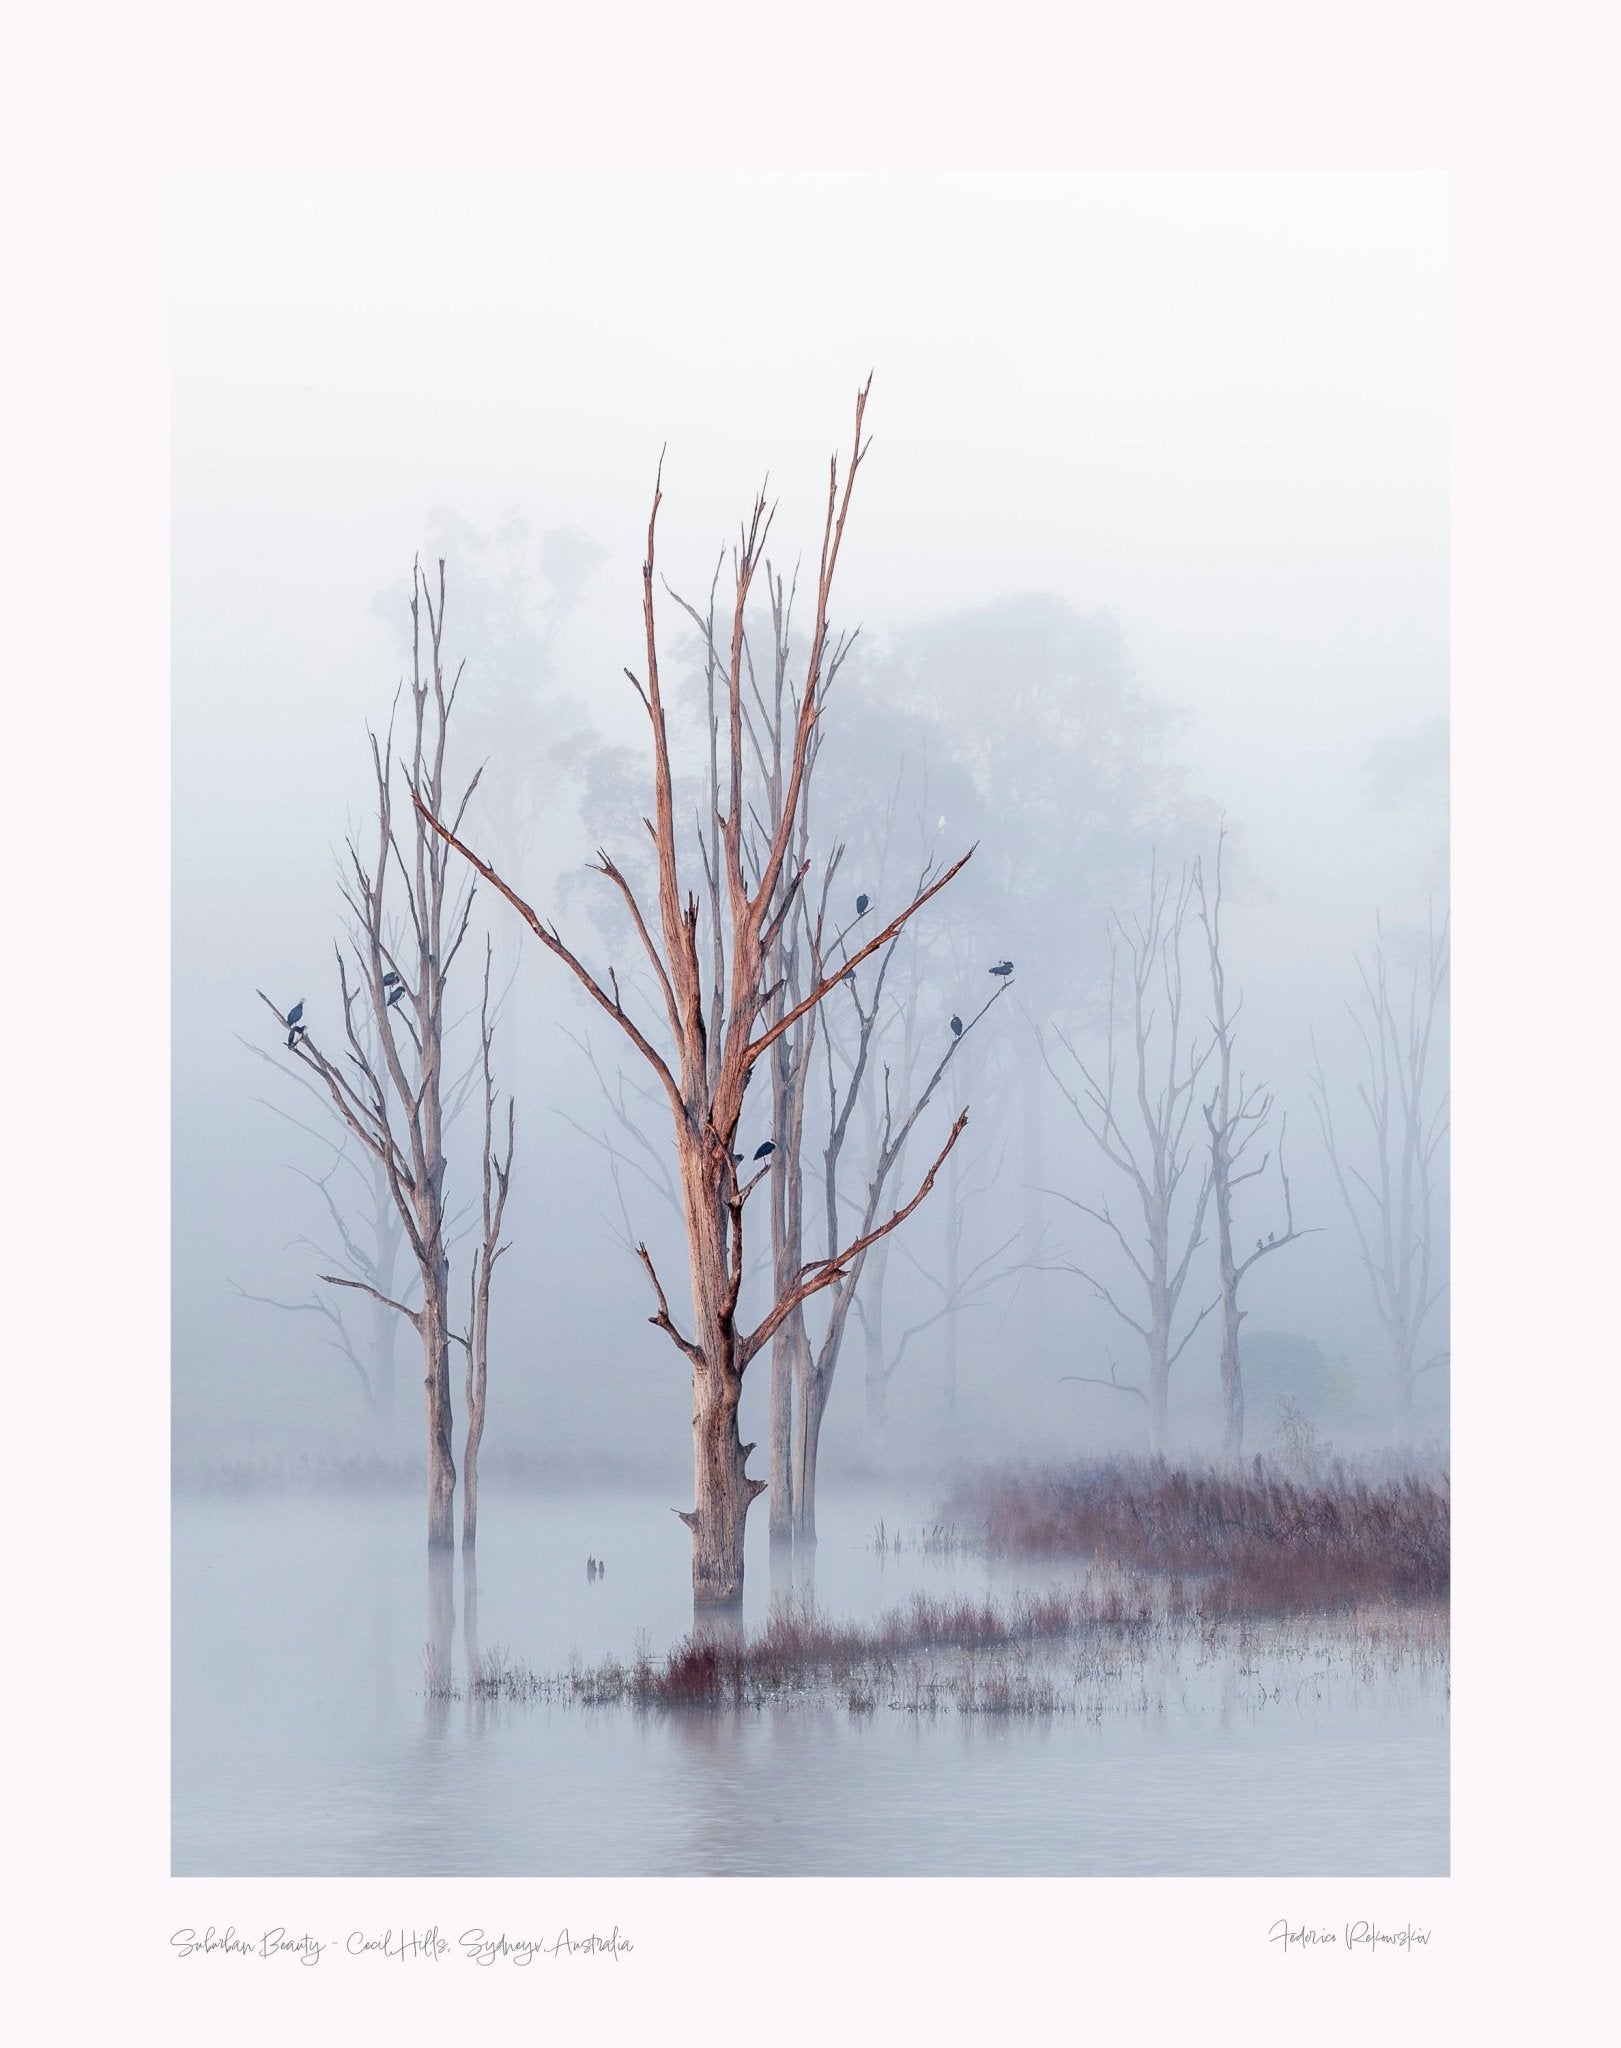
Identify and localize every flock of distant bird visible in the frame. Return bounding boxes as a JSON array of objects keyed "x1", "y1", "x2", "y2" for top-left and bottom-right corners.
[{"x1": 279, "y1": 902, "x2": 1016, "y2": 1171}]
